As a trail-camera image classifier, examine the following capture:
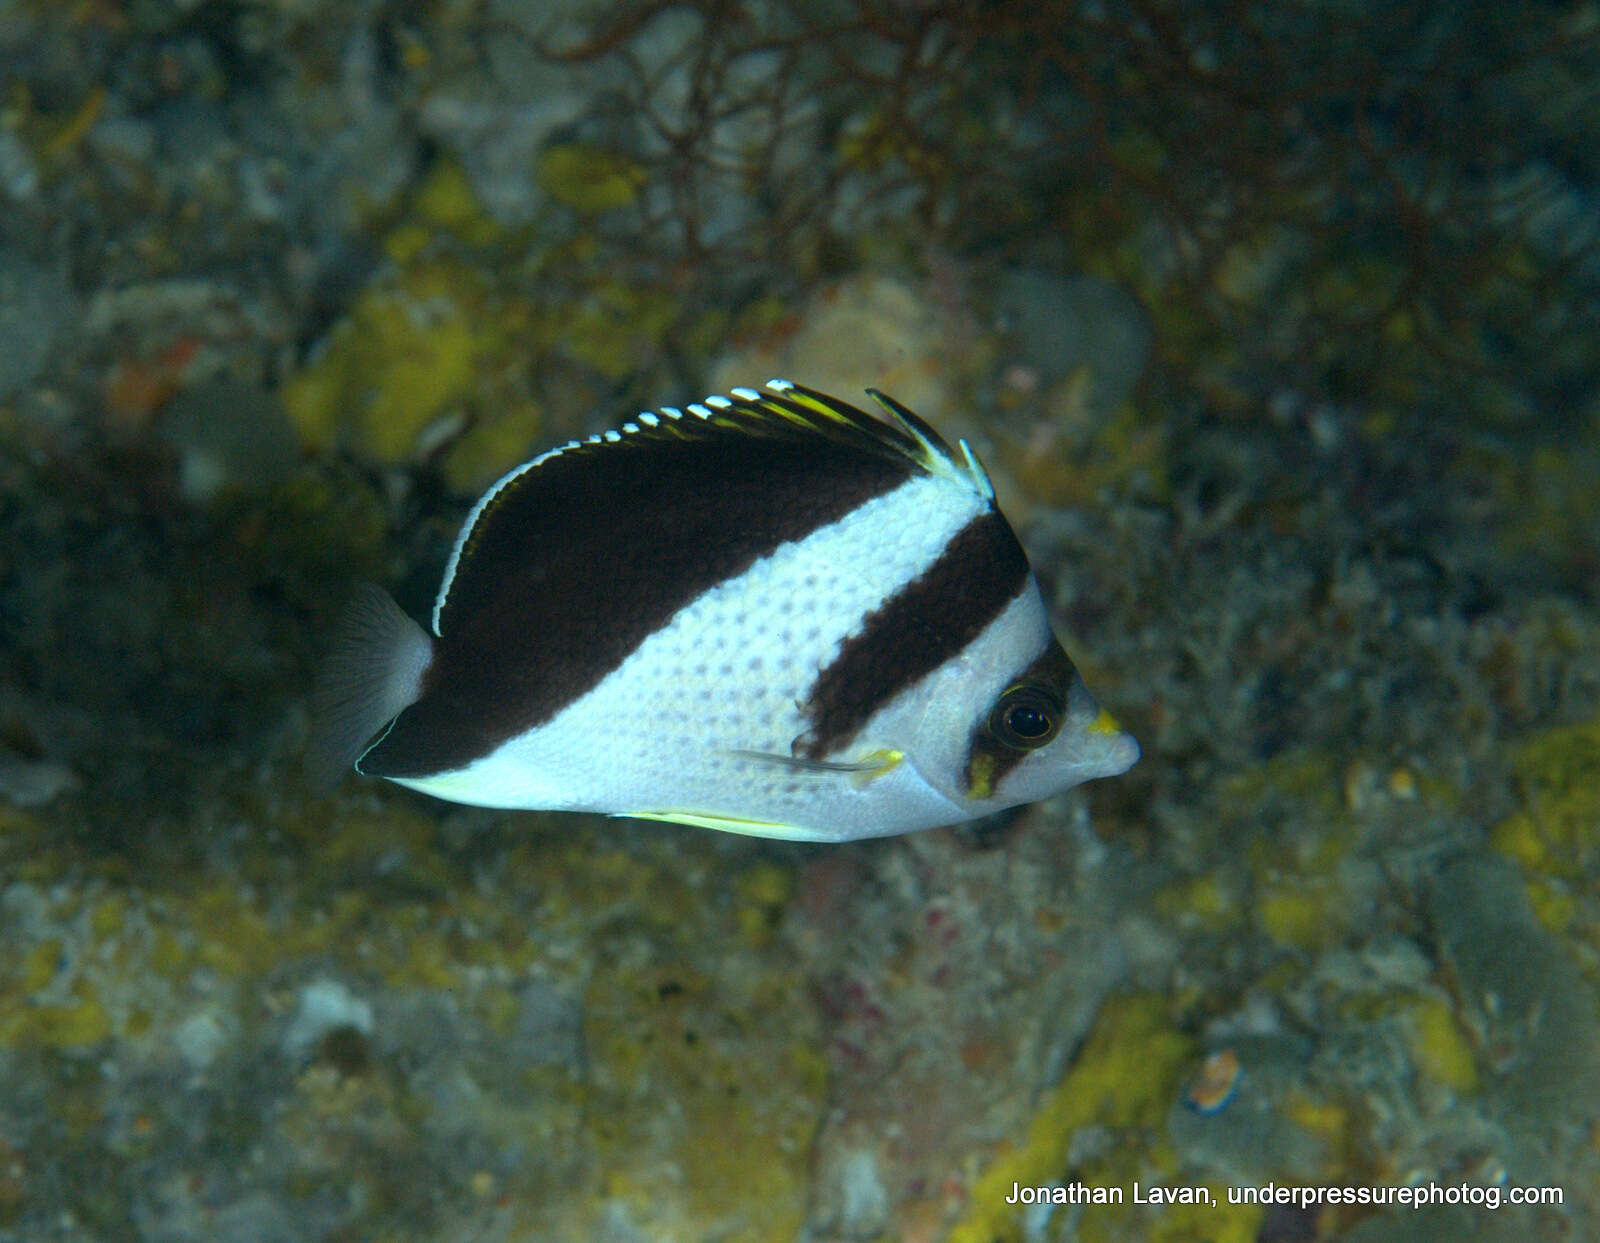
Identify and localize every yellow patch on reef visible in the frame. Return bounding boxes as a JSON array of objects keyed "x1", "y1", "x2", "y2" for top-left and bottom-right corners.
[
  {"x1": 282, "y1": 261, "x2": 505, "y2": 460},
  {"x1": 1280, "y1": 1092, "x2": 1349, "y2": 1169},
  {"x1": 1137, "y1": 1194, "x2": 1261, "y2": 1243},
  {"x1": 1256, "y1": 887, "x2": 1315, "y2": 948},
  {"x1": 413, "y1": 159, "x2": 502, "y2": 243},
  {"x1": 735, "y1": 862, "x2": 794, "y2": 948},
  {"x1": 581, "y1": 960, "x2": 822, "y2": 1242},
  {"x1": 16, "y1": 939, "x2": 61, "y2": 993},
  {"x1": 1492, "y1": 810, "x2": 1553, "y2": 874},
  {"x1": 441, "y1": 400, "x2": 542, "y2": 493},
  {"x1": 561, "y1": 280, "x2": 679, "y2": 379},
  {"x1": 948, "y1": 994, "x2": 1193, "y2": 1243},
  {"x1": 1154, "y1": 872, "x2": 1239, "y2": 933},
  {"x1": 1, "y1": 999, "x2": 111, "y2": 1049},
  {"x1": 1400, "y1": 995, "x2": 1479, "y2": 1095},
  {"x1": 0, "y1": 930, "x2": 116, "y2": 1049},
  {"x1": 1523, "y1": 876, "x2": 1577, "y2": 934},
  {"x1": 737, "y1": 863, "x2": 793, "y2": 909},
  {"x1": 538, "y1": 143, "x2": 647, "y2": 213},
  {"x1": 90, "y1": 894, "x2": 127, "y2": 940},
  {"x1": 1255, "y1": 879, "x2": 1348, "y2": 951},
  {"x1": 1218, "y1": 746, "x2": 1345, "y2": 819},
  {"x1": 1491, "y1": 717, "x2": 1600, "y2": 883},
  {"x1": 385, "y1": 160, "x2": 503, "y2": 262}
]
